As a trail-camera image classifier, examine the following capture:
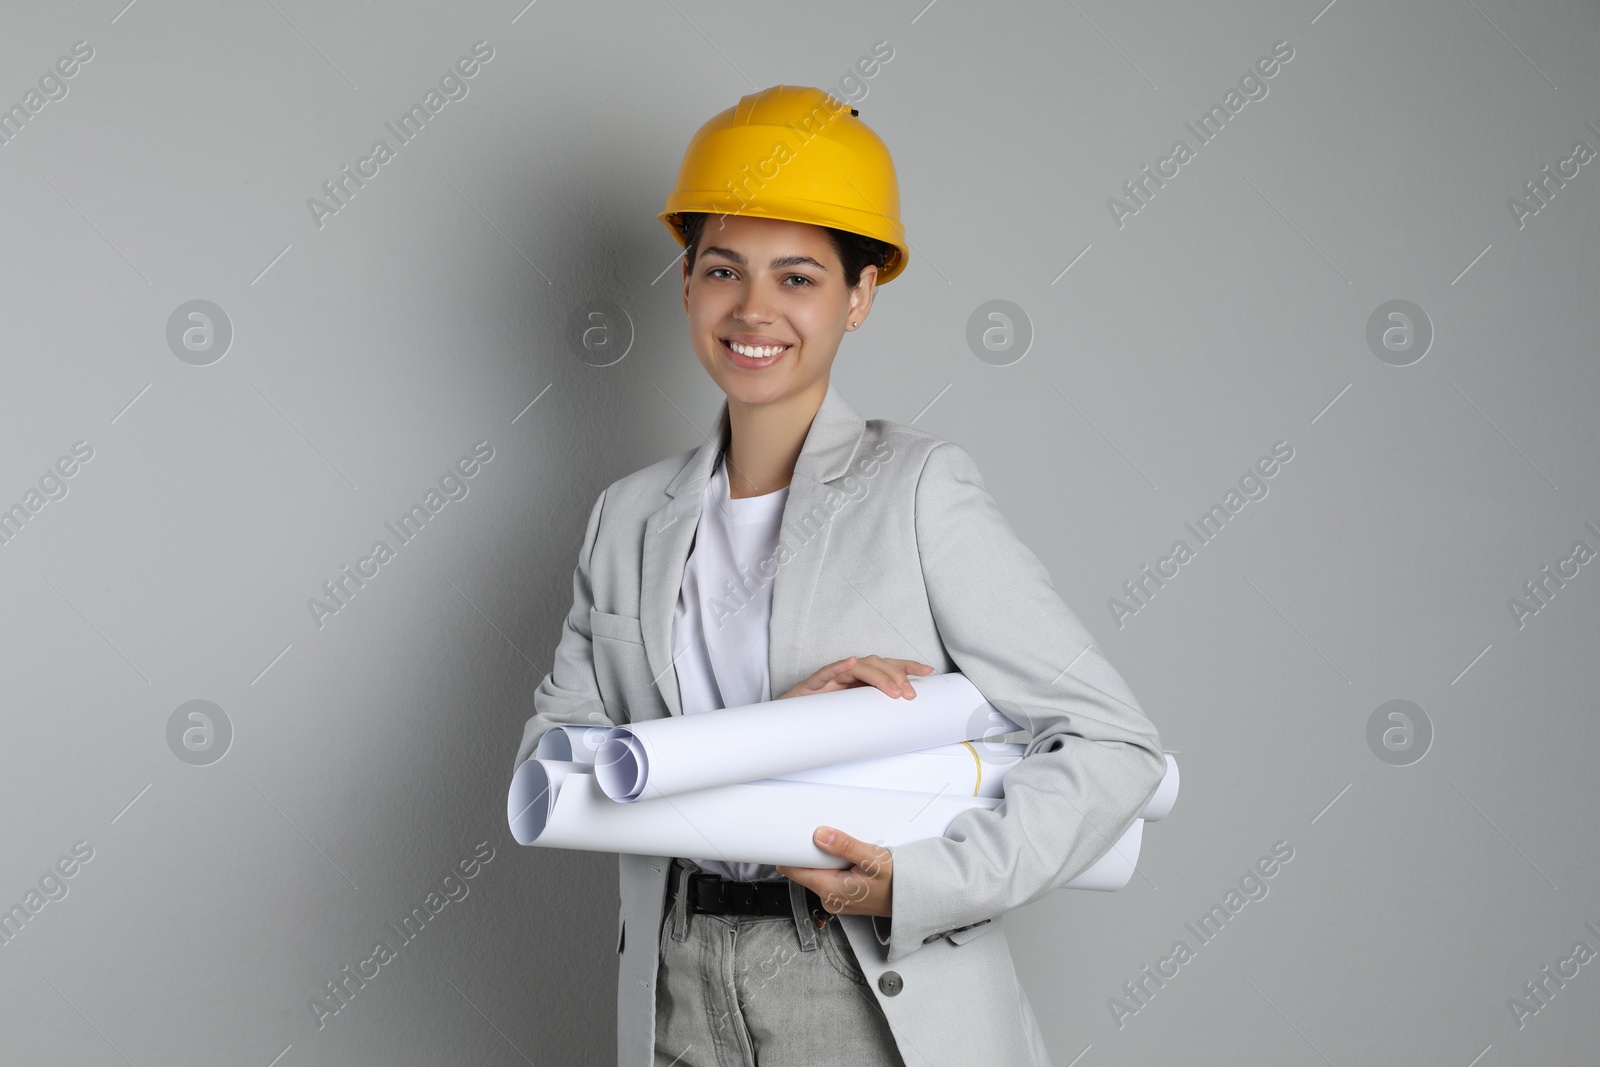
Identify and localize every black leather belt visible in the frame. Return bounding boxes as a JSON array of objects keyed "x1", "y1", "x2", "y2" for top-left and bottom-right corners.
[{"x1": 669, "y1": 858, "x2": 833, "y2": 927}]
